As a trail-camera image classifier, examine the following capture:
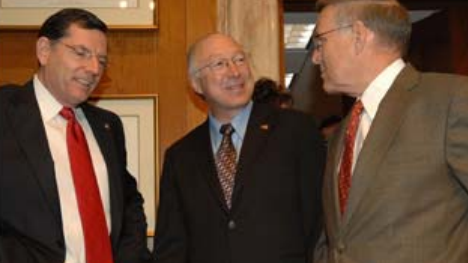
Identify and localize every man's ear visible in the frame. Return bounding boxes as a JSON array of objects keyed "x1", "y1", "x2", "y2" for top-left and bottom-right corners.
[
  {"x1": 190, "y1": 75, "x2": 203, "y2": 95},
  {"x1": 353, "y1": 21, "x2": 369, "y2": 55},
  {"x1": 36, "y1": 37, "x2": 52, "y2": 66}
]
